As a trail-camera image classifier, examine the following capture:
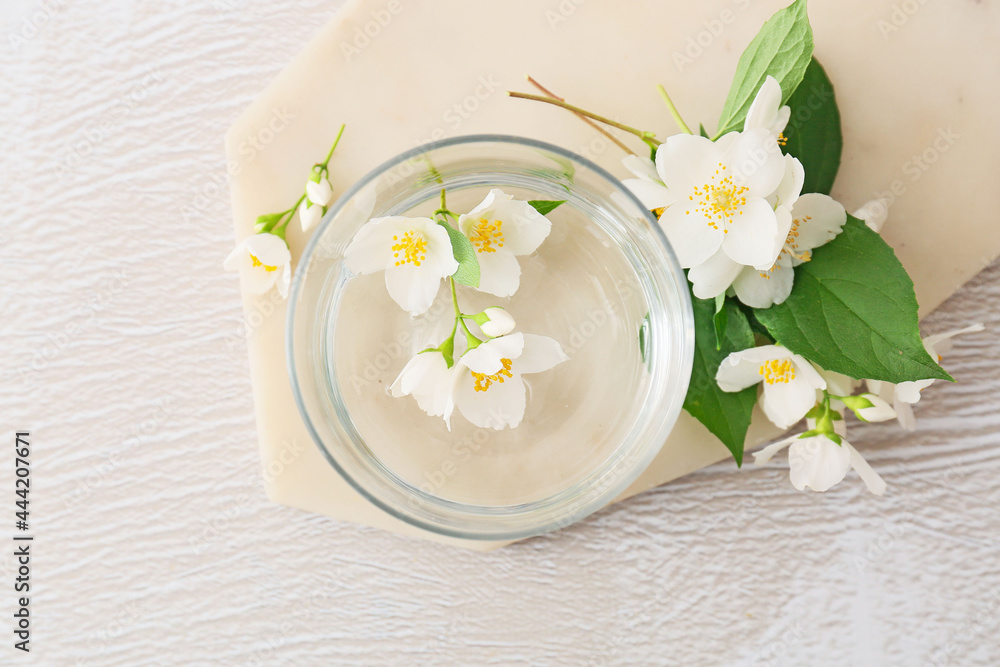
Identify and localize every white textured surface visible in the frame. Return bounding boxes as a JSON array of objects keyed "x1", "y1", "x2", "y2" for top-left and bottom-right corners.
[{"x1": 1, "y1": 1, "x2": 998, "y2": 665}]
